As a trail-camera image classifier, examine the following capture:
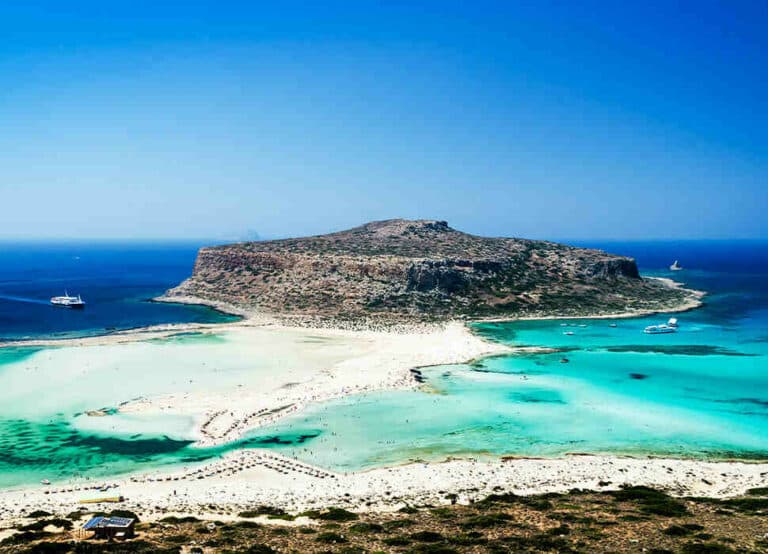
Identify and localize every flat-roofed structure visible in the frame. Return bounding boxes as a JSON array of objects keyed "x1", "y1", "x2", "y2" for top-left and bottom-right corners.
[{"x1": 82, "y1": 516, "x2": 135, "y2": 540}]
